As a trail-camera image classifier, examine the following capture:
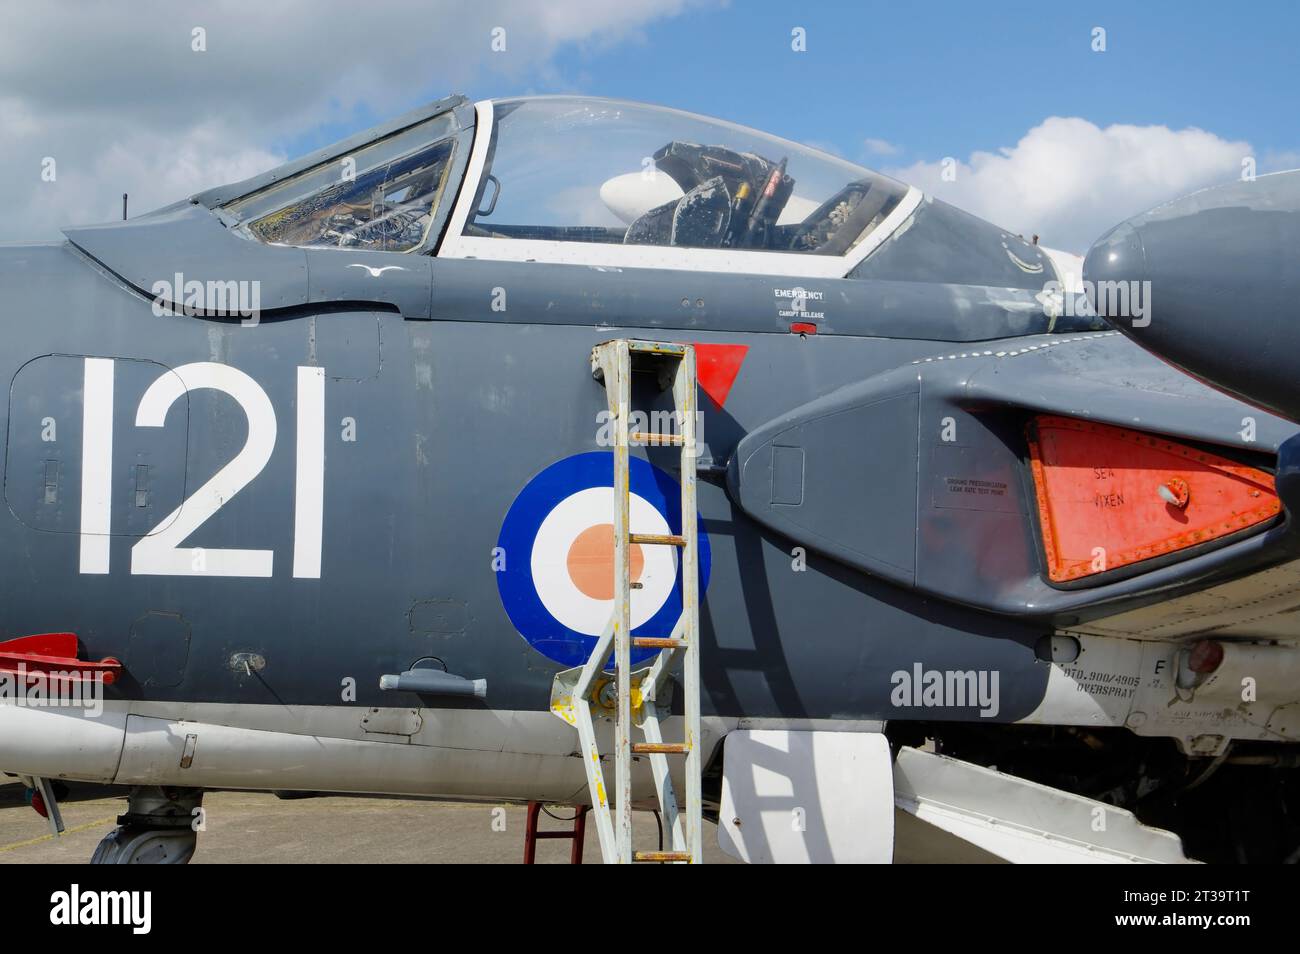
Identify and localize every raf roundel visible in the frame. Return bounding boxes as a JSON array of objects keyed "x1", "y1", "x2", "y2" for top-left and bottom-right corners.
[{"x1": 496, "y1": 452, "x2": 711, "y2": 668}]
